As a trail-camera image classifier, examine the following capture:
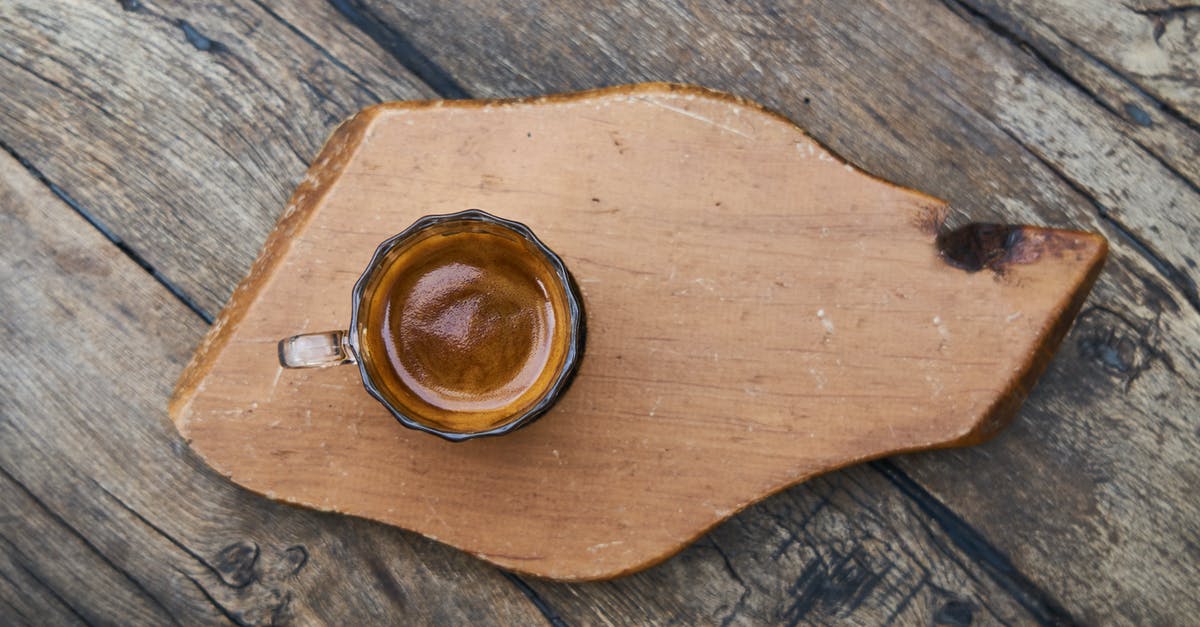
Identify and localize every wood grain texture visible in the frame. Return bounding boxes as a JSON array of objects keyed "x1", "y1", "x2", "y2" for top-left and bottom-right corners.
[
  {"x1": 170, "y1": 84, "x2": 1105, "y2": 580},
  {"x1": 342, "y1": 0, "x2": 1200, "y2": 620},
  {"x1": 957, "y1": 0, "x2": 1200, "y2": 126},
  {"x1": 0, "y1": 0, "x2": 434, "y2": 315},
  {"x1": 0, "y1": 0, "x2": 1066, "y2": 621},
  {"x1": 0, "y1": 151, "x2": 546, "y2": 625},
  {"x1": 2, "y1": 0, "x2": 1196, "y2": 621},
  {"x1": 1, "y1": 136, "x2": 1044, "y2": 625},
  {"x1": 528, "y1": 465, "x2": 1040, "y2": 625},
  {"x1": 947, "y1": 0, "x2": 1200, "y2": 194}
]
